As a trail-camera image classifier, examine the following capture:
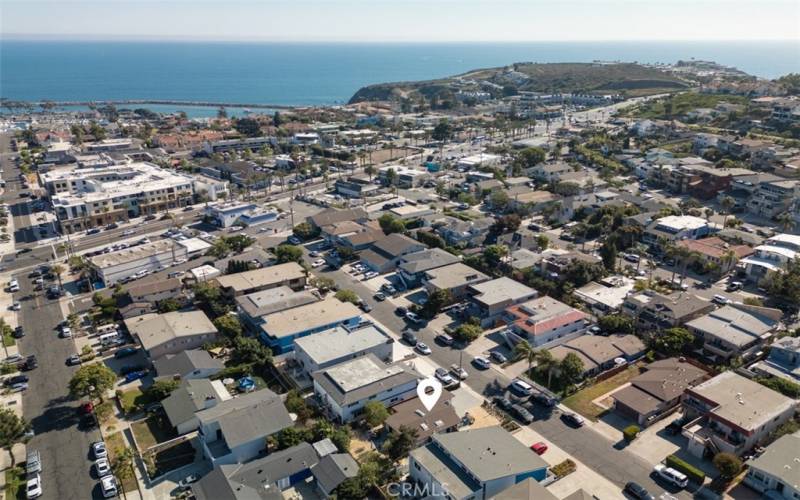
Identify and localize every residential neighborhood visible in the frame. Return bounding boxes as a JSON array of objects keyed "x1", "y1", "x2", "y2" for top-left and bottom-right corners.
[{"x1": 2, "y1": 53, "x2": 800, "y2": 500}]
